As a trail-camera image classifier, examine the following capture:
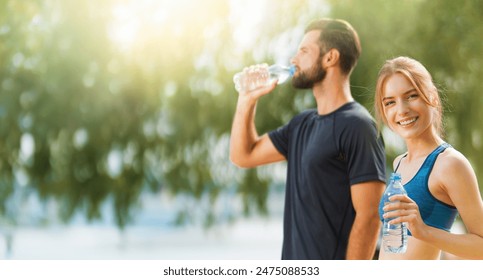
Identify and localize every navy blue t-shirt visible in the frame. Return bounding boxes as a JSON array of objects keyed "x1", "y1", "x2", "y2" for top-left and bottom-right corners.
[{"x1": 268, "y1": 101, "x2": 386, "y2": 259}]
